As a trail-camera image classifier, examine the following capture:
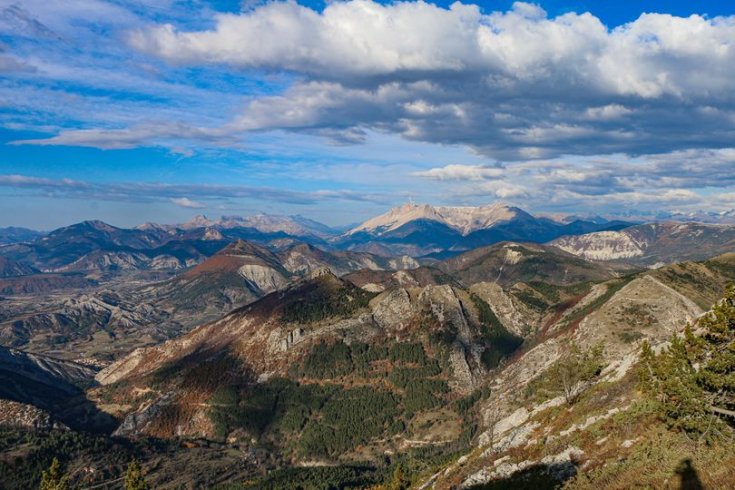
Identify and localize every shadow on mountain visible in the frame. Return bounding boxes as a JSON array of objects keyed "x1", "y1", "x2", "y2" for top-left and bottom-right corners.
[
  {"x1": 676, "y1": 458, "x2": 704, "y2": 490},
  {"x1": 0, "y1": 345, "x2": 119, "y2": 434},
  {"x1": 469, "y1": 460, "x2": 578, "y2": 489},
  {"x1": 0, "y1": 368, "x2": 117, "y2": 433}
]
